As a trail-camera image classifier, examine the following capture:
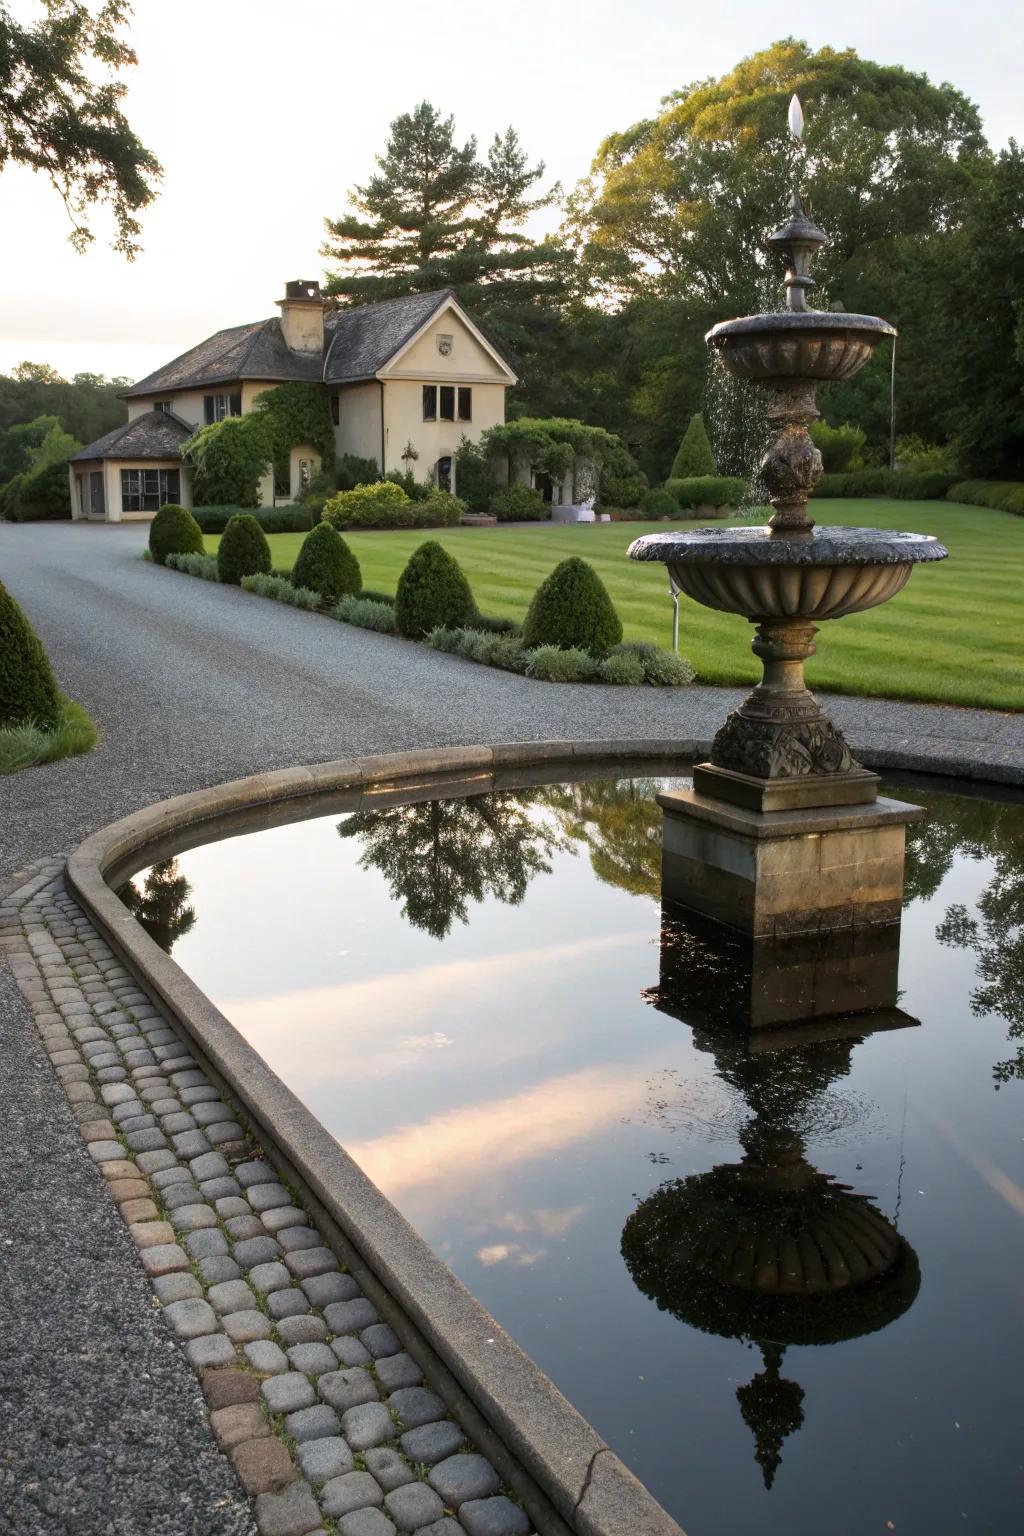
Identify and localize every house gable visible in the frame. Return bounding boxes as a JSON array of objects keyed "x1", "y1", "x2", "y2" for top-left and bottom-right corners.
[{"x1": 378, "y1": 299, "x2": 516, "y2": 384}]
